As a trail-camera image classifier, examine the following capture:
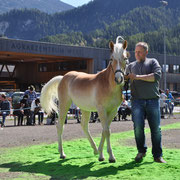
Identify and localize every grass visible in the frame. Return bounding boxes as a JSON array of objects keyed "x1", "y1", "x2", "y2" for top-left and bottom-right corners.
[{"x1": 0, "y1": 123, "x2": 180, "y2": 180}]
